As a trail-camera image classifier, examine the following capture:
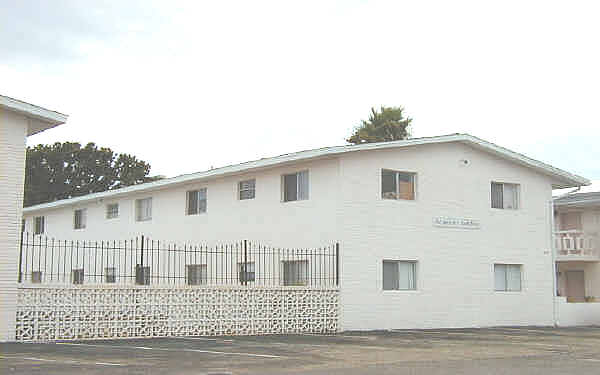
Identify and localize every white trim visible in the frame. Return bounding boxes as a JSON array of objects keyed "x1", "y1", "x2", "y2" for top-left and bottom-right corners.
[
  {"x1": 23, "y1": 134, "x2": 590, "y2": 214},
  {"x1": 0, "y1": 94, "x2": 68, "y2": 135}
]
